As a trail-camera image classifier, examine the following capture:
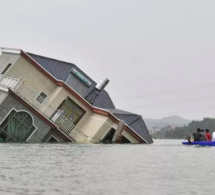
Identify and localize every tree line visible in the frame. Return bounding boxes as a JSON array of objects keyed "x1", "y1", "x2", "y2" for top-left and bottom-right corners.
[{"x1": 152, "y1": 118, "x2": 215, "y2": 139}]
